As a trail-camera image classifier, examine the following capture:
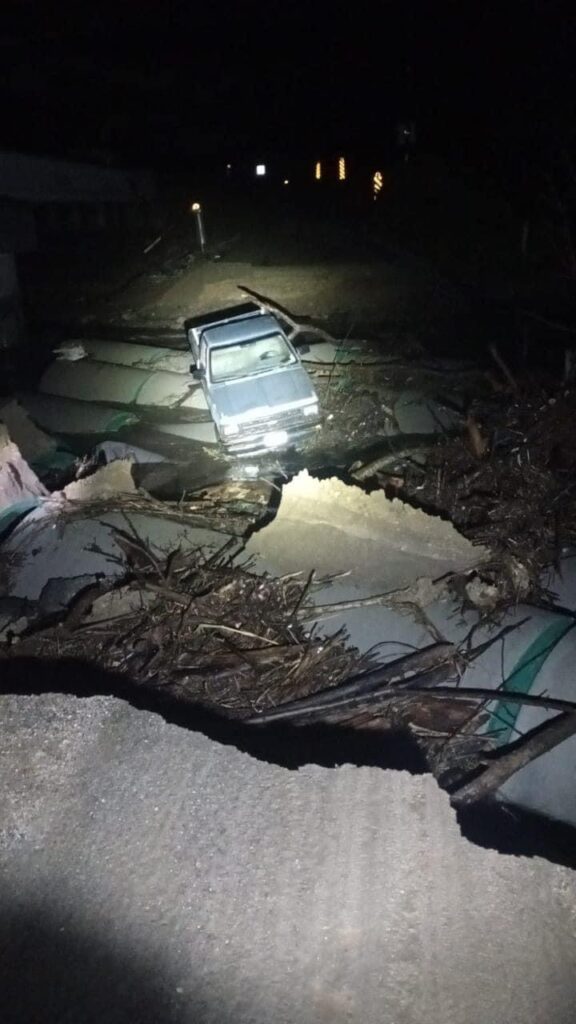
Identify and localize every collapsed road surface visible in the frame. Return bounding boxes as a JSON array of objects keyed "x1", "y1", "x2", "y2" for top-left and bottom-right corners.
[
  {"x1": 3, "y1": 299, "x2": 576, "y2": 1021},
  {"x1": 4, "y1": 437, "x2": 576, "y2": 838},
  {"x1": 3, "y1": 374, "x2": 576, "y2": 835},
  {"x1": 2, "y1": 692, "x2": 576, "y2": 1024}
]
